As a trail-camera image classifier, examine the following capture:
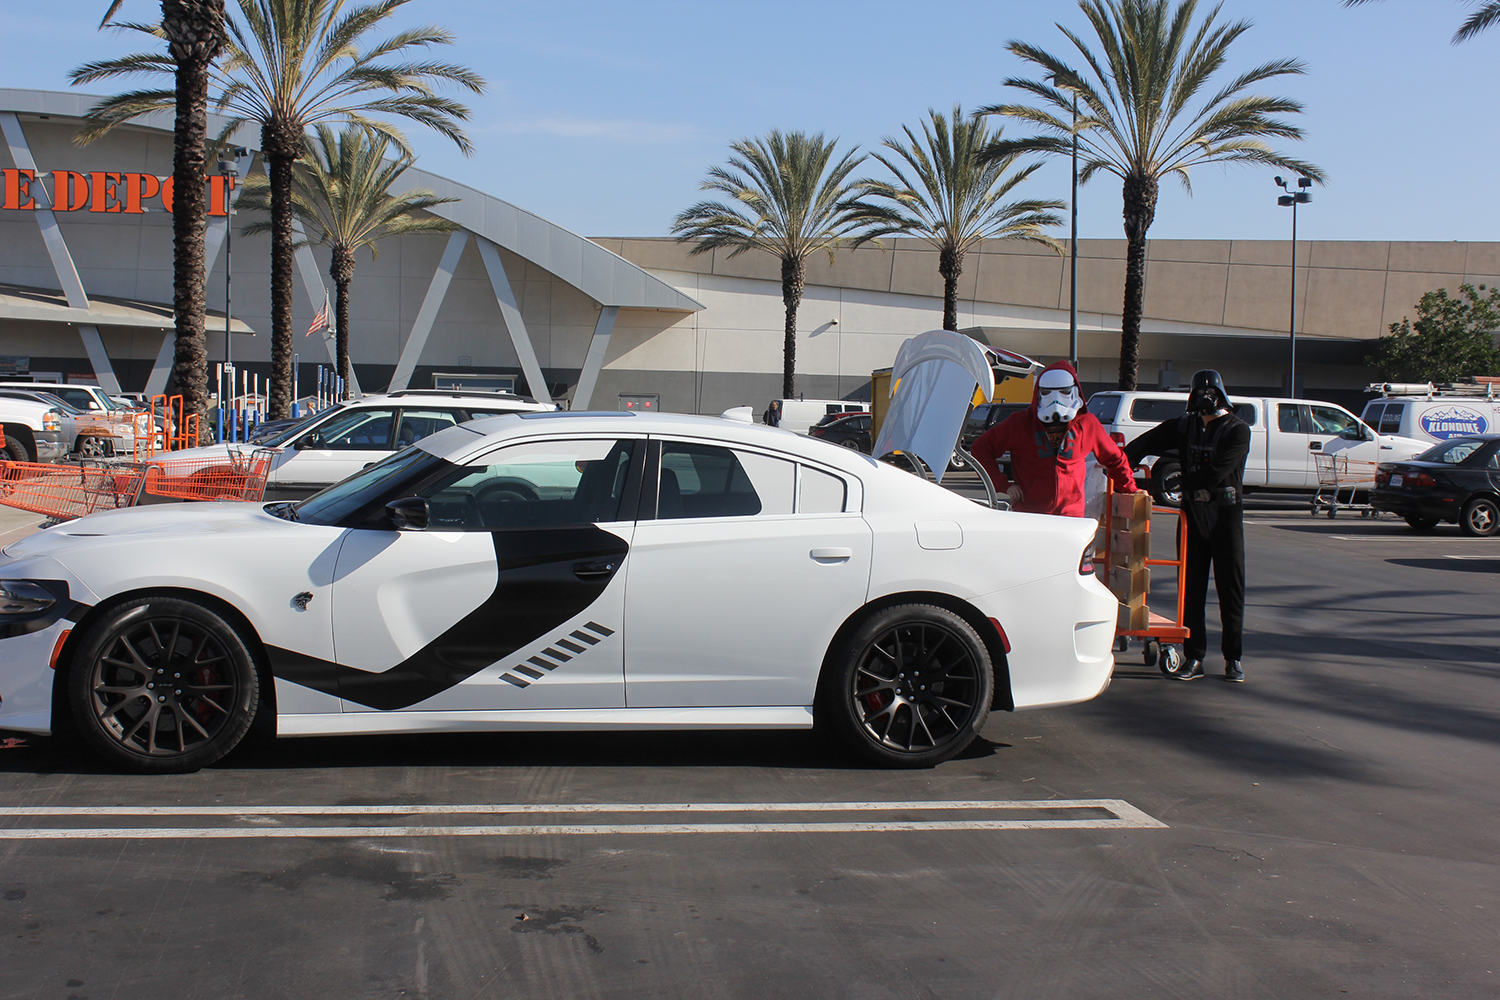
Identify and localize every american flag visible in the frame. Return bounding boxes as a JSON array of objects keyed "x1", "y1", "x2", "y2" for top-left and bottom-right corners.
[{"x1": 305, "y1": 290, "x2": 330, "y2": 337}]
